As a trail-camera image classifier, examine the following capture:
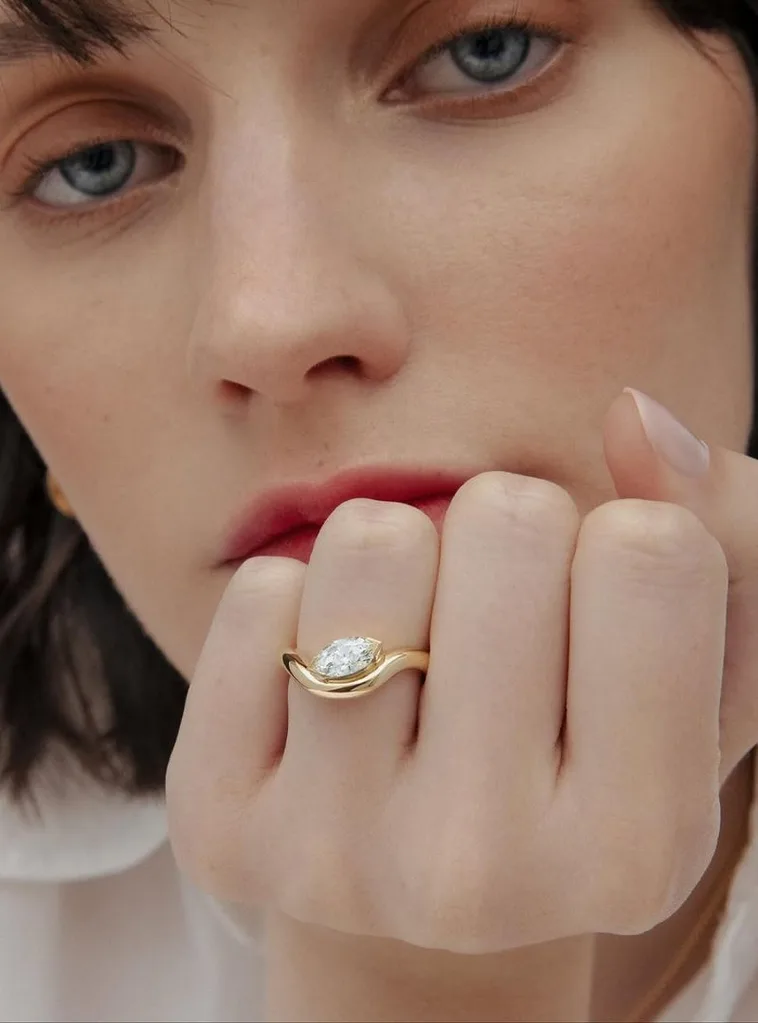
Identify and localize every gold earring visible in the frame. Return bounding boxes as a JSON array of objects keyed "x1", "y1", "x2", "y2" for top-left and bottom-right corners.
[{"x1": 45, "y1": 472, "x2": 75, "y2": 518}]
